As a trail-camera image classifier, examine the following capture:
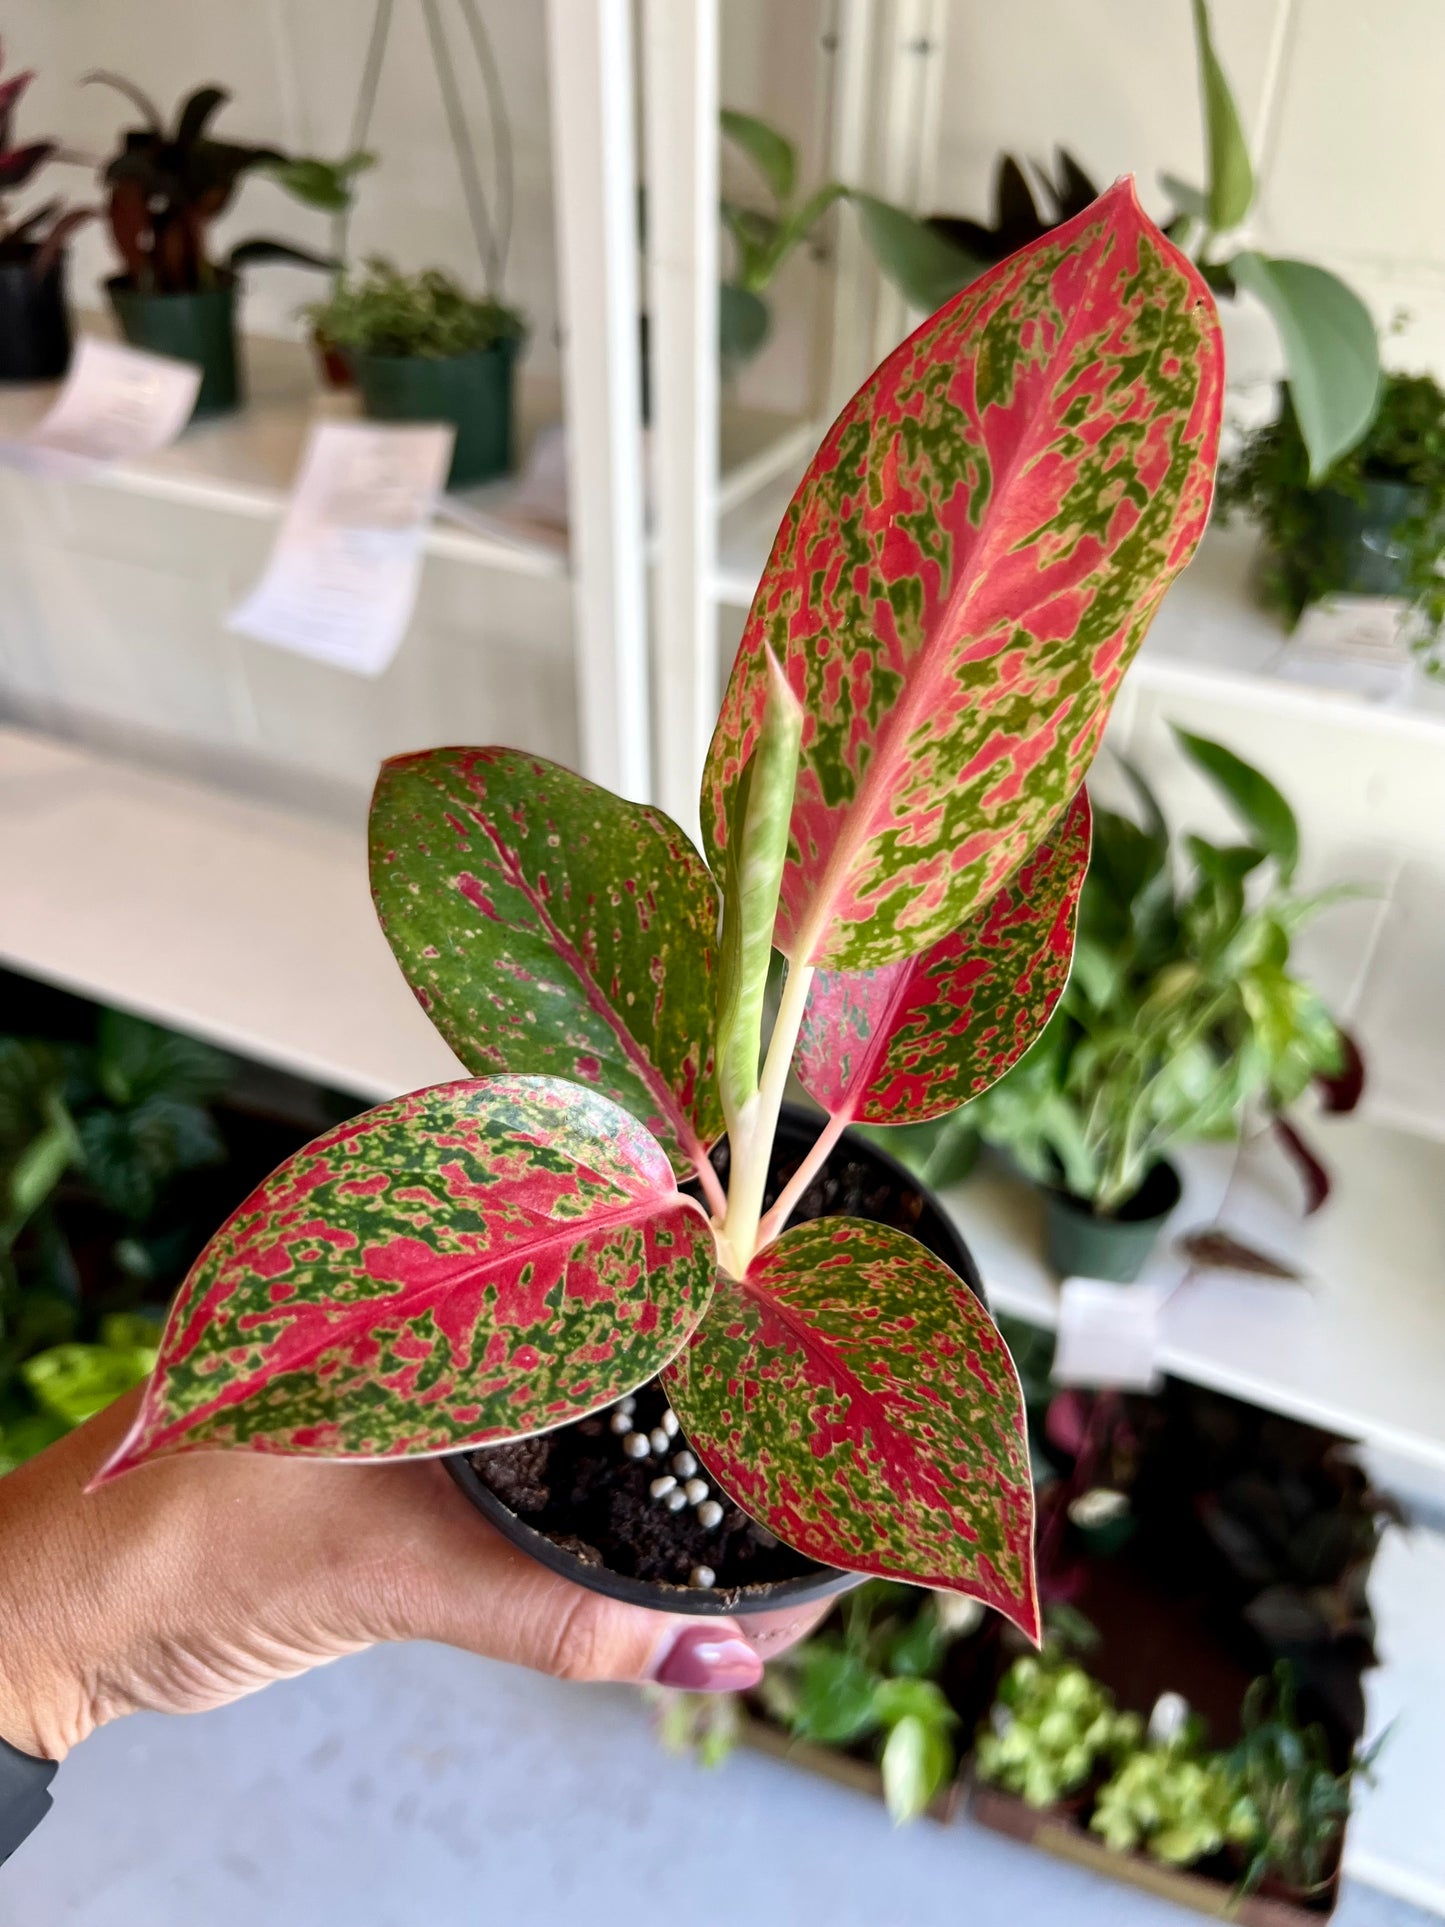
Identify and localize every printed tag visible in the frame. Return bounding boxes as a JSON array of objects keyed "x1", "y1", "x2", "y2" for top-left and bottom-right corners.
[
  {"x1": 1051, "y1": 1276, "x2": 1164, "y2": 1392},
  {"x1": 227, "y1": 420, "x2": 453, "y2": 677},
  {"x1": 1282, "y1": 597, "x2": 1415, "y2": 703},
  {"x1": 1, "y1": 336, "x2": 201, "y2": 475}
]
